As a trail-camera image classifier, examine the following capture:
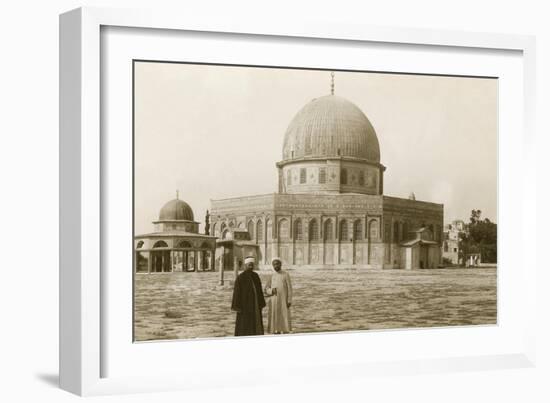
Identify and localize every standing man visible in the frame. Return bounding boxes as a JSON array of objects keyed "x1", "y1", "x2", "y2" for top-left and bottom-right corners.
[
  {"x1": 231, "y1": 256, "x2": 266, "y2": 336},
  {"x1": 264, "y1": 257, "x2": 293, "y2": 334}
]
